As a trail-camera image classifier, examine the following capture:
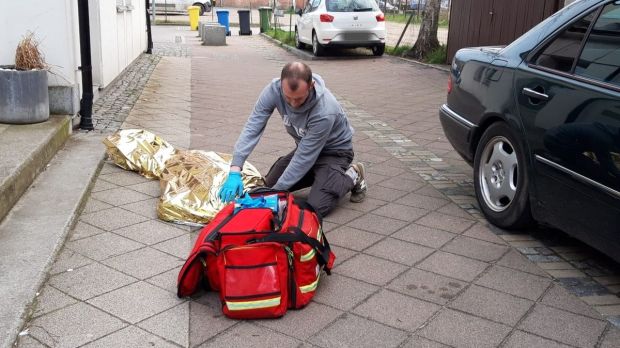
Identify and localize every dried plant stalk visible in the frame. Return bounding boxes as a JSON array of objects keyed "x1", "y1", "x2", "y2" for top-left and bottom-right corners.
[{"x1": 15, "y1": 33, "x2": 47, "y2": 71}]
